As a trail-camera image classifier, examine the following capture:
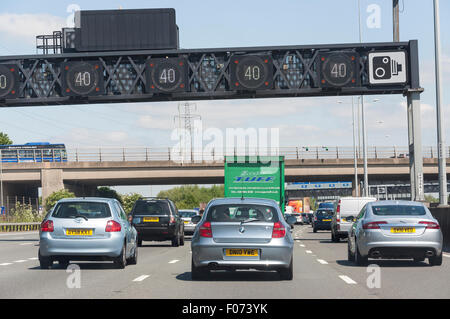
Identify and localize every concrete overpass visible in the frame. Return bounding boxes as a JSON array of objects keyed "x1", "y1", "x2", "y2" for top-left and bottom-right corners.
[{"x1": 1, "y1": 157, "x2": 449, "y2": 203}]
